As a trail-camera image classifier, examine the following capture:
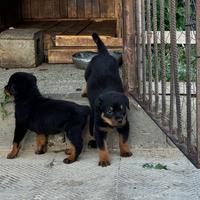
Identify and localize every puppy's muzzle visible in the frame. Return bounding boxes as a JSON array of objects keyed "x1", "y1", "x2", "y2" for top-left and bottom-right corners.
[{"x1": 116, "y1": 117, "x2": 126, "y2": 126}]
